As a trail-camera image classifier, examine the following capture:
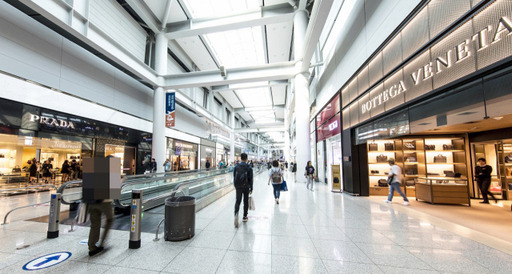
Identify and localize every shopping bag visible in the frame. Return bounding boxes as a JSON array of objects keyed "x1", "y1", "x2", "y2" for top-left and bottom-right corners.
[
  {"x1": 281, "y1": 180, "x2": 288, "y2": 191},
  {"x1": 248, "y1": 195, "x2": 255, "y2": 211},
  {"x1": 77, "y1": 202, "x2": 89, "y2": 224}
]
